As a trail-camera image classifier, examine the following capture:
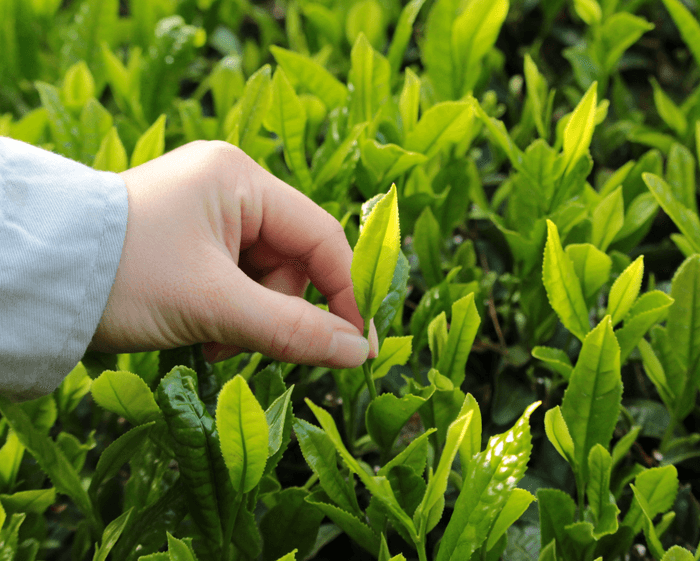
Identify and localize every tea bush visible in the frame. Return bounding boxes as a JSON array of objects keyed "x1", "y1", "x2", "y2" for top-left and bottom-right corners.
[{"x1": 0, "y1": 0, "x2": 699, "y2": 559}]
